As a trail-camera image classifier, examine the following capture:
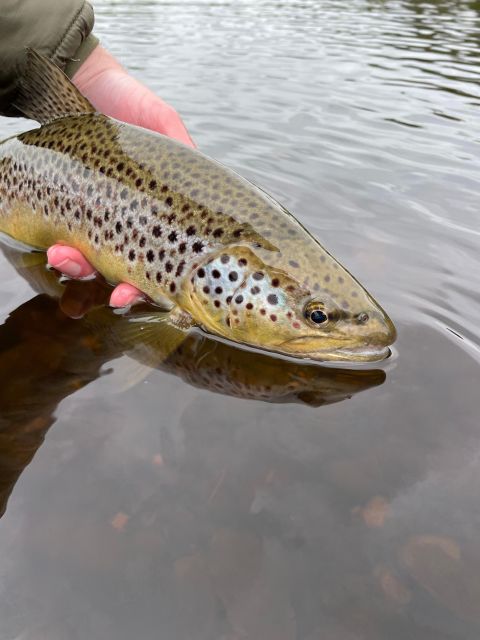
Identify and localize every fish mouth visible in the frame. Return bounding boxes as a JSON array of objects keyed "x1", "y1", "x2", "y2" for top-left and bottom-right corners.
[{"x1": 279, "y1": 337, "x2": 392, "y2": 363}]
